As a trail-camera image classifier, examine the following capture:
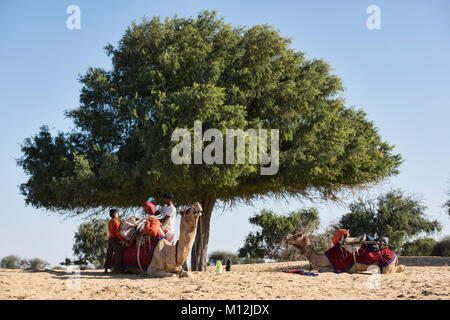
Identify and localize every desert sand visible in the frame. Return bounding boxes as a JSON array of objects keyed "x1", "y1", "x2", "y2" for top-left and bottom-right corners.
[{"x1": 1, "y1": 257, "x2": 448, "y2": 300}]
